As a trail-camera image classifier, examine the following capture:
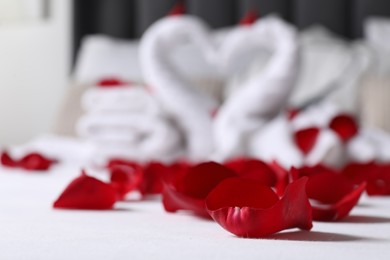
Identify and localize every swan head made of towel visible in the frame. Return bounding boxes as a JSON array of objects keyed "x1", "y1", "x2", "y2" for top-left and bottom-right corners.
[
  {"x1": 140, "y1": 15, "x2": 220, "y2": 162},
  {"x1": 212, "y1": 16, "x2": 301, "y2": 162}
]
